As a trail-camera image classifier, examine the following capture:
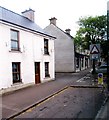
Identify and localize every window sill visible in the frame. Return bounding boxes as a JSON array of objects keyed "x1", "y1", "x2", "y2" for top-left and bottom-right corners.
[
  {"x1": 44, "y1": 76, "x2": 51, "y2": 79},
  {"x1": 44, "y1": 54, "x2": 50, "y2": 56},
  {"x1": 45, "y1": 76, "x2": 50, "y2": 78},
  {"x1": 45, "y1": 74, "x2": 50, "y2": 78},
  {"x1": 9, "y1": 50, "x2": 22, "y2": 53},
  {"x1": 12, "y1": 81, "x2": 22, "y2": 85}
]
